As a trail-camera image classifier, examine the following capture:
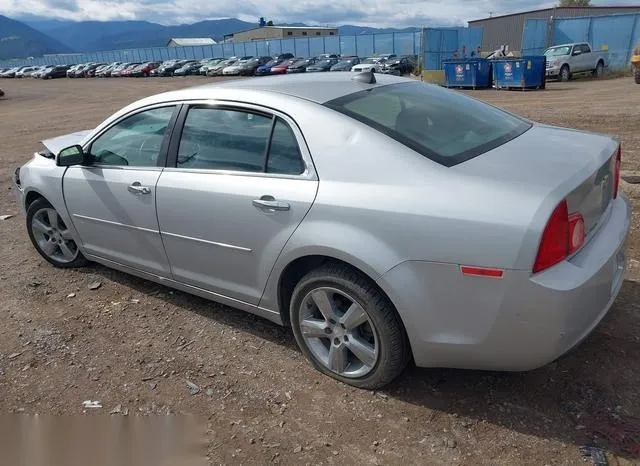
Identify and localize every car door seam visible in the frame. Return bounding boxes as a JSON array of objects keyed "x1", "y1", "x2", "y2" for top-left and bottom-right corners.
[
  {"x1": 257, "y1": 180, "x2": 320, "y2": 309},
  {"x1": 155, "y1": 104, "x2": 185, "y2": 281},
  {"x1": 60, "y1": 167, "x2": 87, "y2": 248}
]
